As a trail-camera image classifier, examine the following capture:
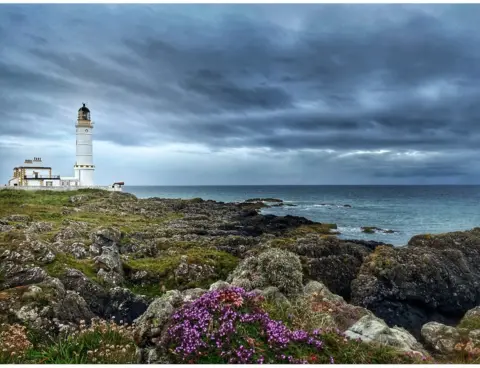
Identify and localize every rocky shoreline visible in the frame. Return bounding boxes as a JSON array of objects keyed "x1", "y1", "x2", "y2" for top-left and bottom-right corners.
[{"x1": 1, "y1": 188, "x2": 480, "y2": 363}]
